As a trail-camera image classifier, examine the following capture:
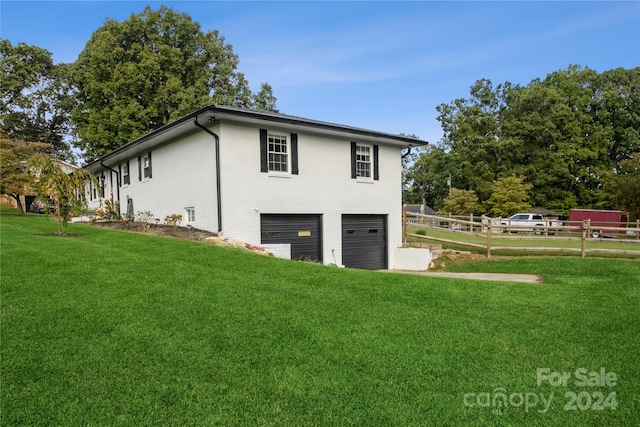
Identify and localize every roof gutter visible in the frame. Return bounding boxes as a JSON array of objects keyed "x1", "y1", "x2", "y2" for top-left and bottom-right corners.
[{"x1": 193, "y1": 117, "x2": 223, "y2": 234}]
